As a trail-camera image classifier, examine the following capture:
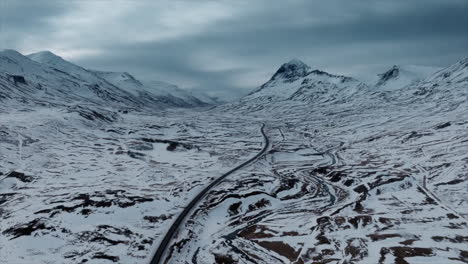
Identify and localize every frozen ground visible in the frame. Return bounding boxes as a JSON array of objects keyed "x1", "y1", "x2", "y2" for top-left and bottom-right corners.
[
  {"x1": 2, "y1": 96, "x2": 467, "y2": 263},
  {"x1": 0, "y1": 107, "x2": 263, "y2": 264},
  {"x1": 177, "y1": 102, "x2": 468, "y2": 264}
]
